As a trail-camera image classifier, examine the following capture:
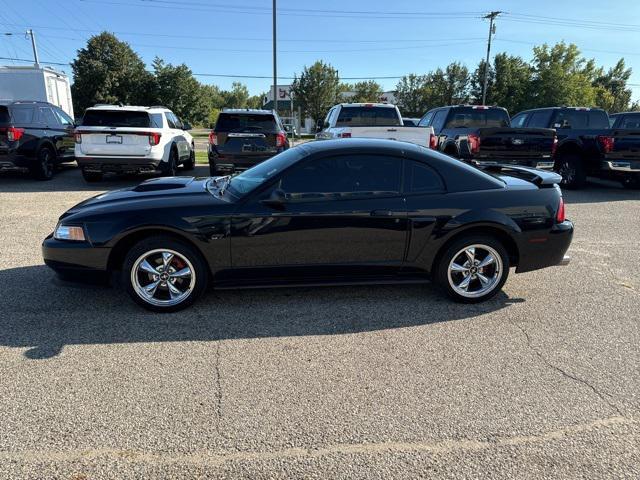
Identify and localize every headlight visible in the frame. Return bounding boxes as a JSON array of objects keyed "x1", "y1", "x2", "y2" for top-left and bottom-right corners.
[{"x1": 54, "y1": 224, "x2": 86, "y2": 241}]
